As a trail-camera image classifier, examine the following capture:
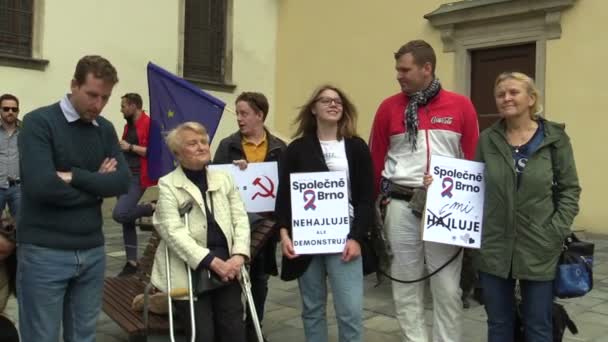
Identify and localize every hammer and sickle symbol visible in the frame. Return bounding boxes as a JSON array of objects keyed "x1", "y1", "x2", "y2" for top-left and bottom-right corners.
[{"x1": 251, "y1": 176, "x2": 276, "y2": 200}]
